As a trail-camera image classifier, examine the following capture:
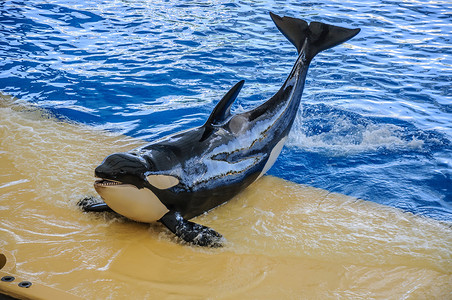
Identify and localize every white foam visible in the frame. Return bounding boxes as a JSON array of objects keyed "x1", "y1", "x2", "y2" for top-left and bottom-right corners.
[
  {"x1": 287, "y1": 113, "x2": 425, "y2": 155},
  {"x1": 0, "y1": 179, "x2": 30, "y2": 189}
]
